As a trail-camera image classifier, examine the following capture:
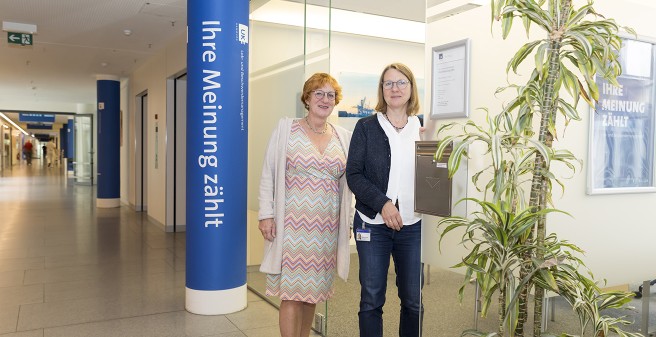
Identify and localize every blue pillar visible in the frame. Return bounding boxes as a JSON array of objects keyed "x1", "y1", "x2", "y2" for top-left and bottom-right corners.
[
  {"x1": 97, "y1": 78, "x2": 120, "y2": 208},
  {"x1": 186, "y1": 0, "x2": 249, "y2": 315},
  {"x1": 66, "y1": 119, "x2": 75, "y2": 173},
  {"x1": 59, "y1": 124, "x2": 67, "y2": 167}
]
